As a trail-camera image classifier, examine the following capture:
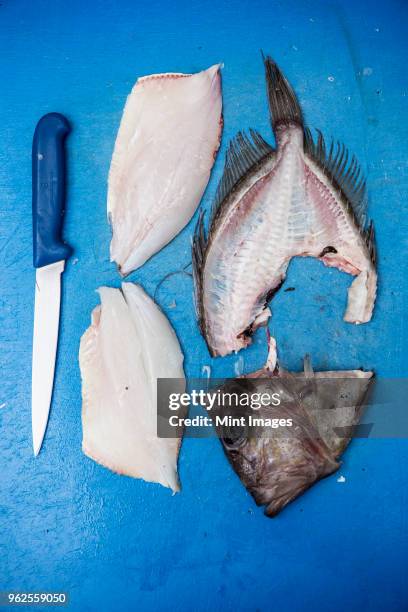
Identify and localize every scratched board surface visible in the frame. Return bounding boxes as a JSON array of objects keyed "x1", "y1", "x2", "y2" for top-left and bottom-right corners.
[{"x1": 0, "y1": 0, "x2": 407, "y2": 610}]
